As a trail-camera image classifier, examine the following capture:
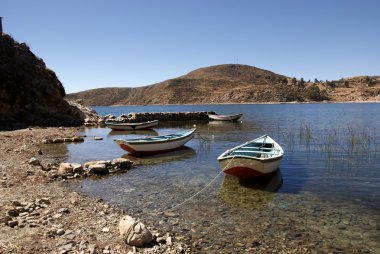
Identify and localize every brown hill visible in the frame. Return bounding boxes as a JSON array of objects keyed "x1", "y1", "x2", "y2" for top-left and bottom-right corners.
[
  {"x1": 0, "y1": 34, "x2": 84, "y2": 126},
  {"x1": 67, "y1": 64, "x2": 380, "y2": 106},
  {"x1": 323, "y1": 76, "x2": 380, "y2": 102},
  {"x1": 180, "y1": 64, "x2": 283, "y2": 82}
]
